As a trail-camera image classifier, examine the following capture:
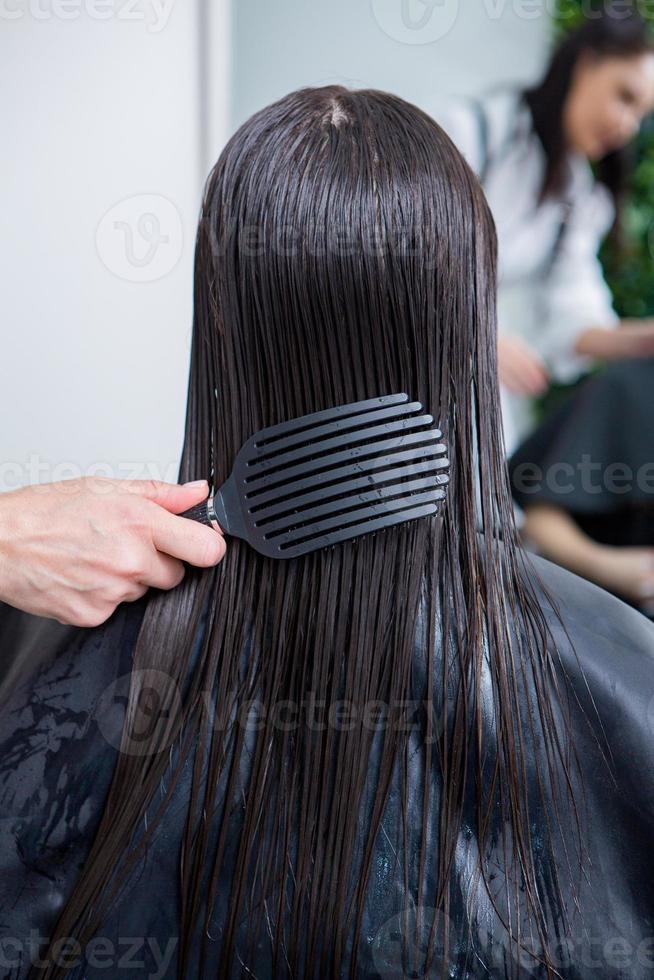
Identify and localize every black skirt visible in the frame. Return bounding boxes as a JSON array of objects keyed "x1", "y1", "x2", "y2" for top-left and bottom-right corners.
[{"x1": 509, "y1": 358, "x2": 654, "y2": 548}]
